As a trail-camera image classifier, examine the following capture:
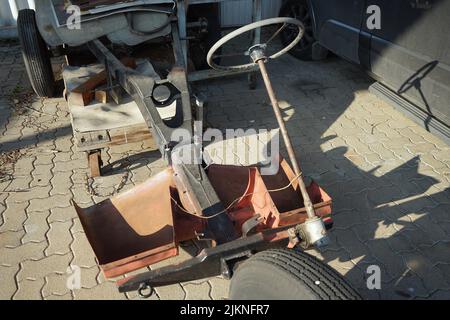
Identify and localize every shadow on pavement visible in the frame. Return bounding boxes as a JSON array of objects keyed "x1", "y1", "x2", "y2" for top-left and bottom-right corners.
[{"x1": 201, "y1": 53, "x2": 450, "y2": 299}]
